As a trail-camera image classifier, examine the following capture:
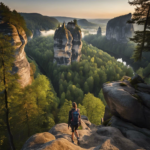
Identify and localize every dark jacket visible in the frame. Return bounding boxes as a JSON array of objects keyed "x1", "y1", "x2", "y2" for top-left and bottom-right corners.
[{"x1": 68, "y1": 108, "x2": 81, "y2": 127}]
